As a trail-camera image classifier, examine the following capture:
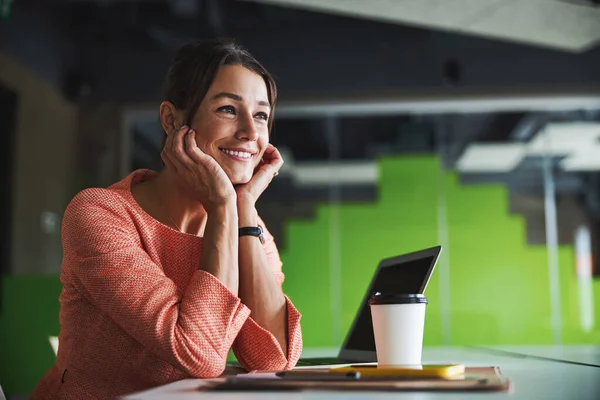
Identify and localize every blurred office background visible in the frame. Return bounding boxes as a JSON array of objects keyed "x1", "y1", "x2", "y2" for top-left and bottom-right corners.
[{"x1": 1, "y1": 0, "x2": 600, "y2": 397}]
